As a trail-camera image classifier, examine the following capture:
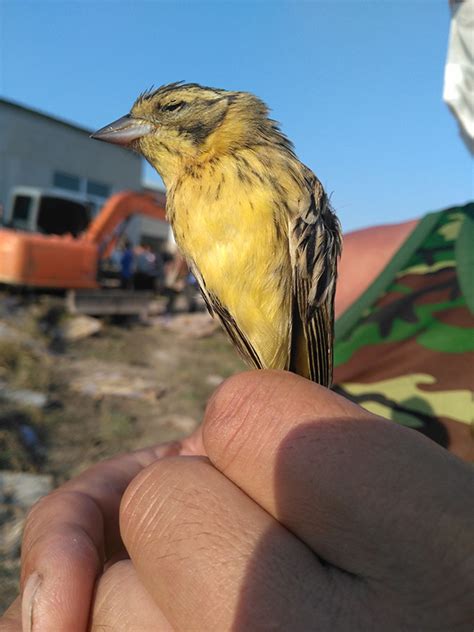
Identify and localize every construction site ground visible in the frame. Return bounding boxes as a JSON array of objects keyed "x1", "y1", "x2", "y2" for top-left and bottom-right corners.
[{"x1": 0, "y1": 291, "x2": 245, "y2": 612}]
